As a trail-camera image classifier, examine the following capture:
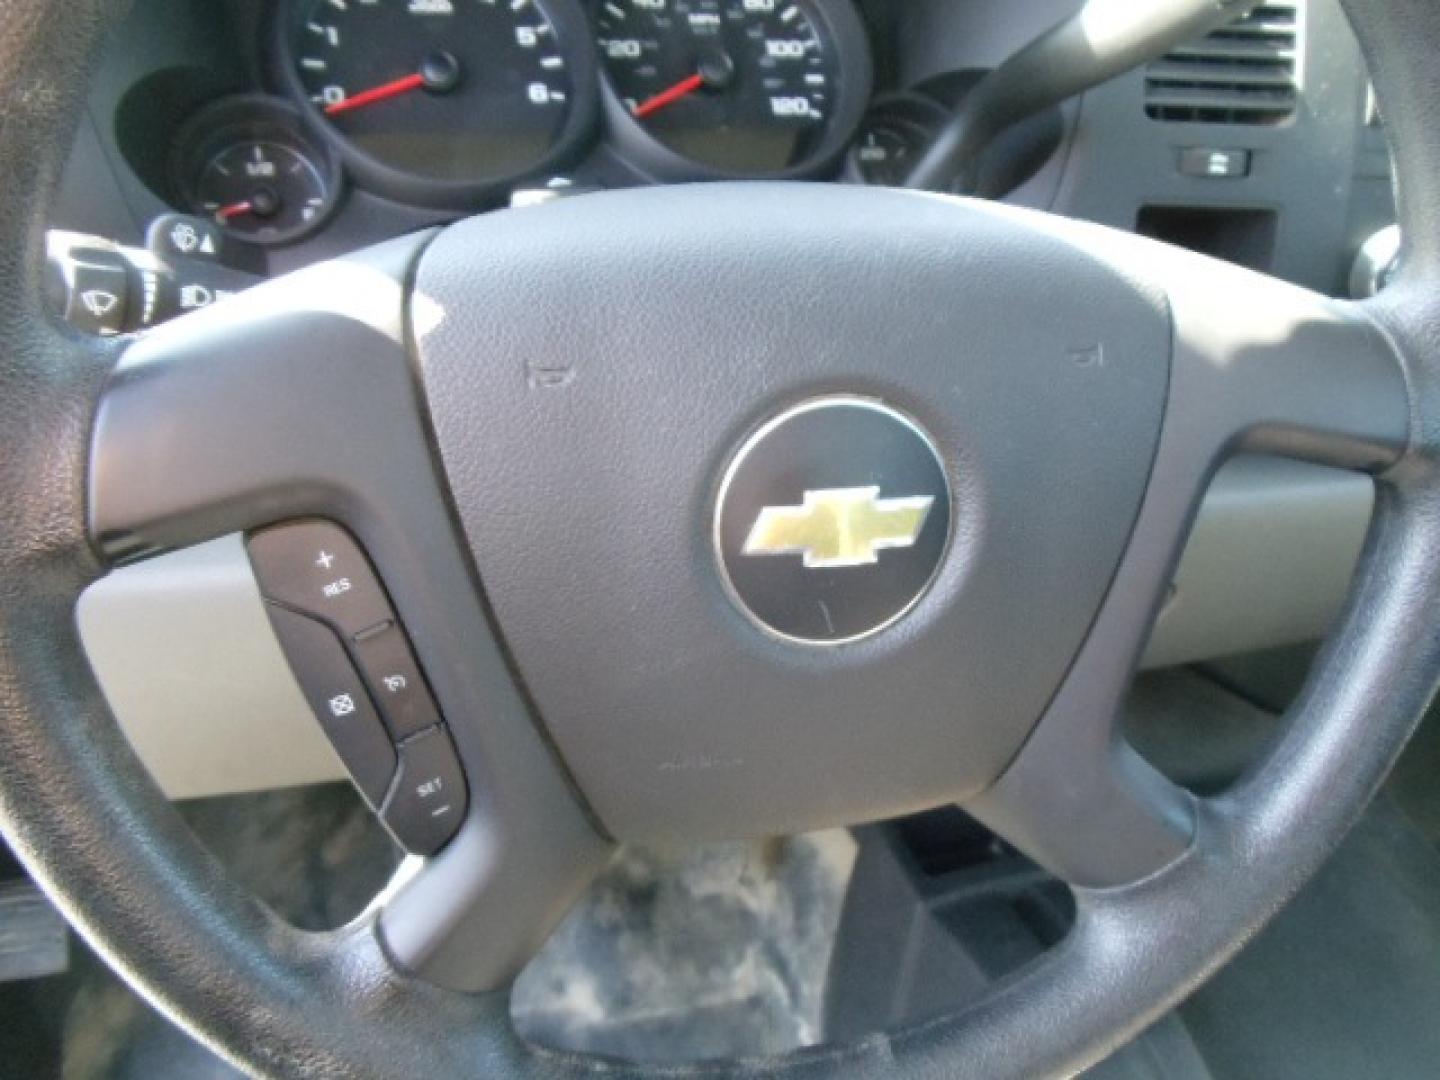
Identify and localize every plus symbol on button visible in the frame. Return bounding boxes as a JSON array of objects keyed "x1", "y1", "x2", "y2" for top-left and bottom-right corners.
[{"x1": 315, "y1": 550, "x2": 335, "y2": 570}]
